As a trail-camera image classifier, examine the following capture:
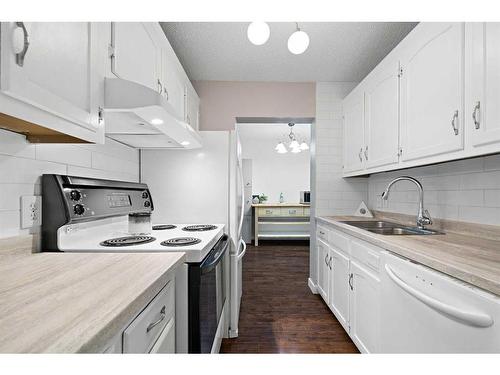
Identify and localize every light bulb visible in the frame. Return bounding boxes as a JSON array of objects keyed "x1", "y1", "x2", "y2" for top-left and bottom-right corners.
[
  {"x1": 291, "y1": 146, "x2": 302, "y2": 153},
  {"x1": 288, "y1": 30, "x2": 309, "y2": 55},
  {"x1": 181, "y1": 141, "x2": 190, "y2": 146},
  {"x1": 275, "y1": 142, "x2": 283, "y2": 151},
  {"x1": 289, "y1": 140, "x2": 299, "y2": 149},
  {"x1": 277, "y1": 147, "x2": 288, "y2": 154},
  {"x1": 151, "y1": 118, "x2": 164, "y2": 125},
  {"x1": 299, "y1": 142, "x2": 309, "y2": 150},
  {"x1": 247, "y1": 22, "x2": 270, "y2": 46}
]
